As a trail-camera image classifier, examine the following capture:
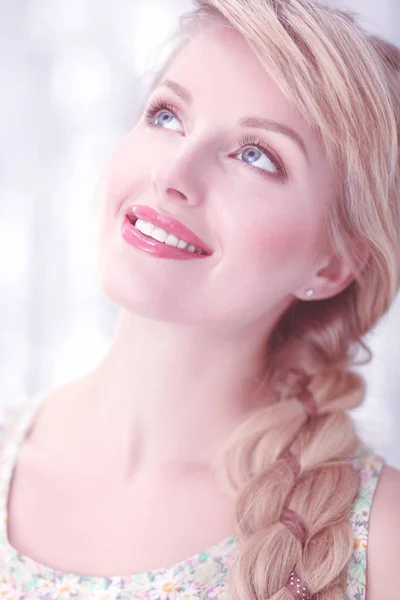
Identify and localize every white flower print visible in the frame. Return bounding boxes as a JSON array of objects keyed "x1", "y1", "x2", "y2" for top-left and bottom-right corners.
[
  {"x1": 175, "y1": 582, "x2": 202, "y2": 600},
  {"x1": 148, "y1": 571, "x2": 185, "y2": 600},
  {"x1": 53, "y1": 580, "x2": 80, "y2": 599},
  {"x1": 35, "y1": 577, "x2": 53, "y2": 596},
  {"x1": 0, "y1": 576, "x2": 16, "y2": 600}
]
